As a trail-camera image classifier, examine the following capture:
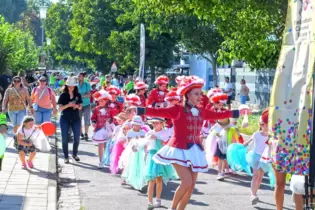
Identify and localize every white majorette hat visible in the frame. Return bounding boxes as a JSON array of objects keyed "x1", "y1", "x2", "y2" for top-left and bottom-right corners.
[
  {"x1": 154, "y1": 75, "x2": 169, "y2": 85},
  {"x1": 125, "y1": 94, "x2": 141, "y2": 106},
  {"x1": 147, "y1": 117, "x2": 165, "y2": 124},
  {"x1": 134, "y1": 81, "x2": 148, "y2": 90},
  {"x1": 176, "y1": 76, "x2": 204, "y2": 96},
  {"x1": 207, "y1": 88, "x2": 222, "y2": 99},
  {"x1": 165, "y1": 88, "x2": 180, "y2": 102},
  {"x1": 93, "y1": 89, "x2": 112, "y2": 101},
  {"x1": 211, "y1": 92, "x2": 228, "y2": 104},
  {"x1": 107, "y1": 86, "x2": 121, "y2": 95},
  {"x1": 207, "y1": 88, "x2": 228, "y2": 104},
  {"x1": 131, "y1": 115, "x2": 143, "y2": 126},
  {"x1": 66, "y1": 77, "x2": 78, "y2": 86}
]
